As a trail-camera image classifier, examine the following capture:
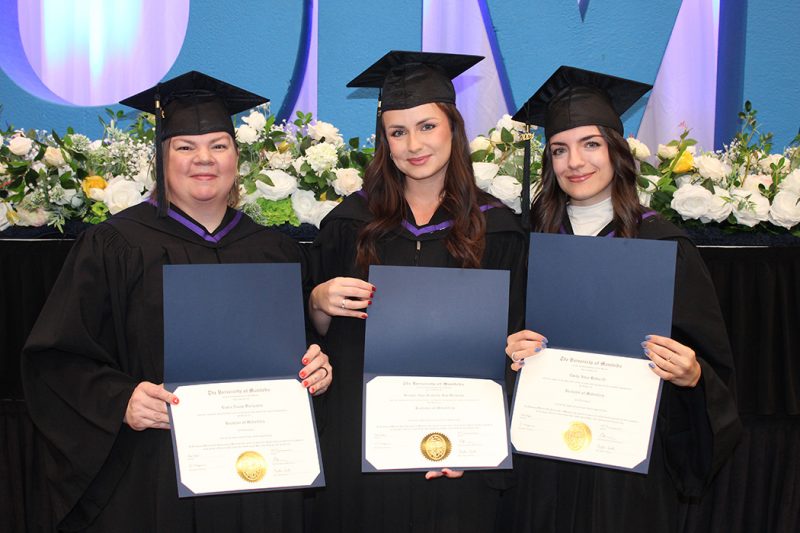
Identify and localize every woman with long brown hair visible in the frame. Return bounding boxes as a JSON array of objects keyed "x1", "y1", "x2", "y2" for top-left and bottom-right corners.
[
  {"x1": 504, "y1": 66, "x2": 741, "y2": 533},
  {"x1": 307, "y1": 52, "x2": 526, "y2": 532}
]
